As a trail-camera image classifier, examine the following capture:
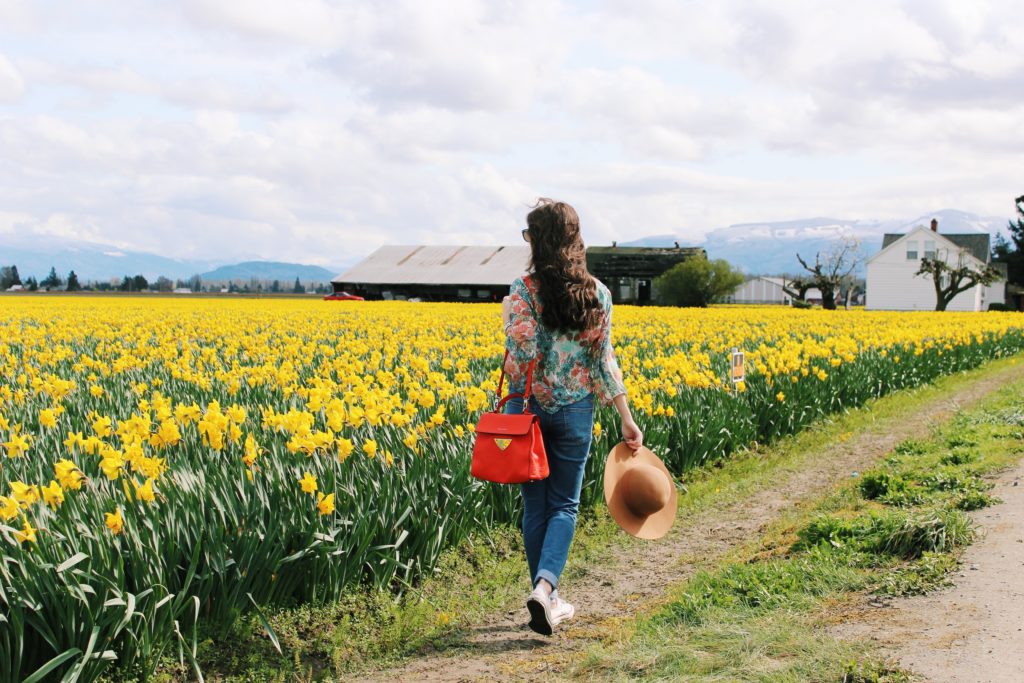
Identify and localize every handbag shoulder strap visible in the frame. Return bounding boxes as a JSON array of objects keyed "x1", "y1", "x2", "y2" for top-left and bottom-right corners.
[
  {"x1": 497, "y1": 275, "x2": 539, "y2": 412},
  {"x1": 495, "y1": 350, "x2": 536, "y2": 412}
]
